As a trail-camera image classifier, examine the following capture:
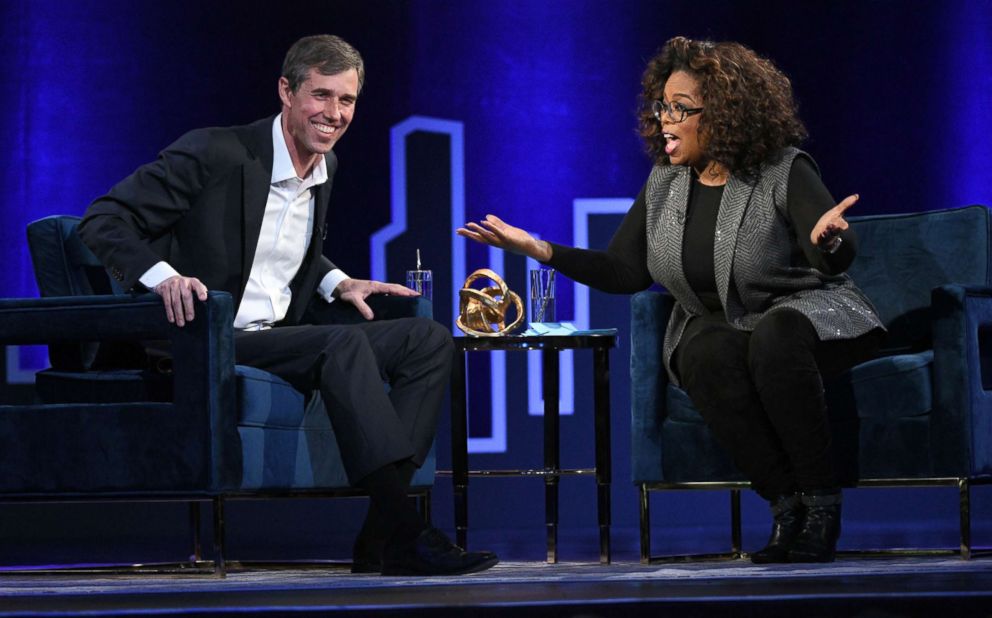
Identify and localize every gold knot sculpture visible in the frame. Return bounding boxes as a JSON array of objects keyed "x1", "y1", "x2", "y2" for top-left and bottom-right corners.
[{"x1": 456, "y1": 269, "x2": 524, "y2": 337}]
